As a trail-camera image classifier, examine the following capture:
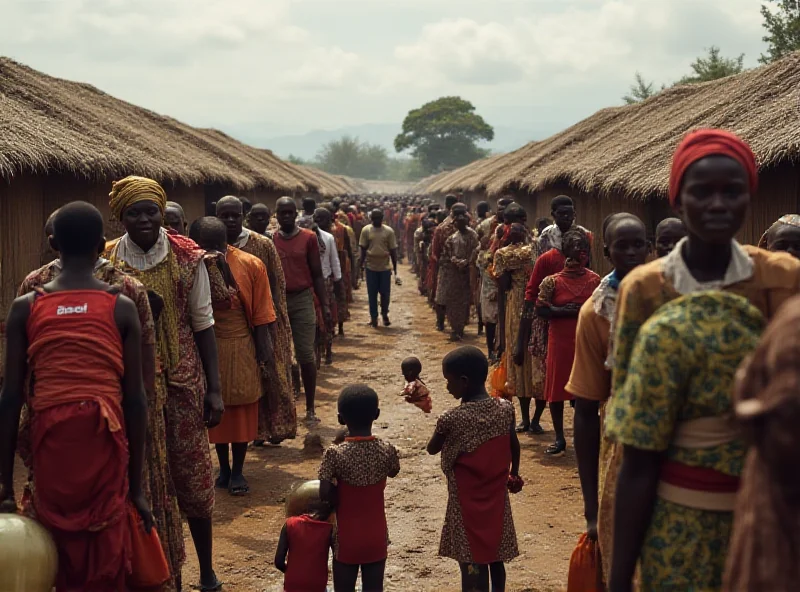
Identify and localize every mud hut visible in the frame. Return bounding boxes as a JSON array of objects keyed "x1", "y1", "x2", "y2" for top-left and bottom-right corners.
[
  {"x1": 423, "y1": 51, "x2": 800, "y2": 271},
  {"x1": 0, "y1": 58, "x2": 315, "y2": 316}
]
